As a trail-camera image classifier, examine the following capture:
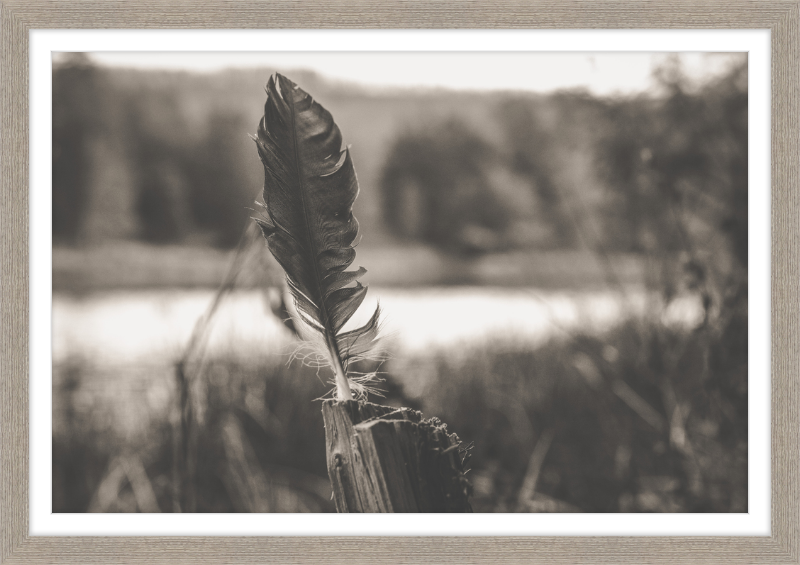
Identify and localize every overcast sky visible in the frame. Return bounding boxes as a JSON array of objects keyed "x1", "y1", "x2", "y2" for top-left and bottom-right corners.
[{"x1": 76, "y1": 52, "x2": 744, "y2": 96}]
